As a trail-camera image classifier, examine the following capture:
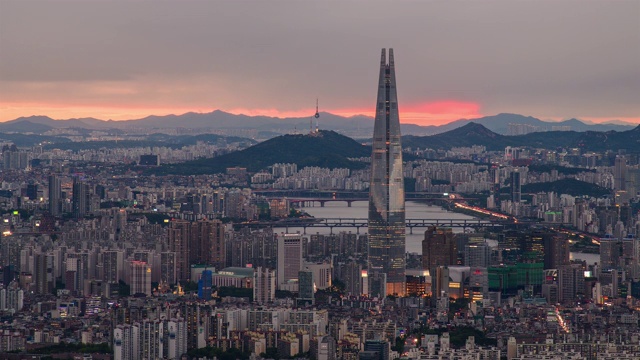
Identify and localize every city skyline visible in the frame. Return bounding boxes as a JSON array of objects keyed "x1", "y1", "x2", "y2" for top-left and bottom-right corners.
[
  {"x1": 1, "y1": 1, "x2": 638, "y2": 125},
  {"x1": 1, "y1": 1, "x2": 640, "y2": 357}
]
